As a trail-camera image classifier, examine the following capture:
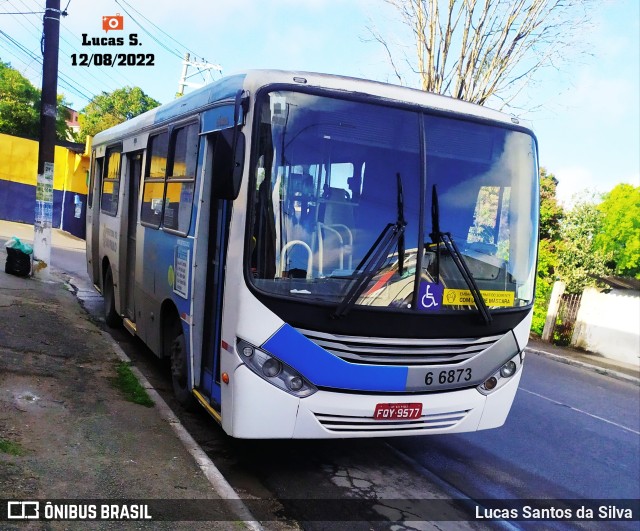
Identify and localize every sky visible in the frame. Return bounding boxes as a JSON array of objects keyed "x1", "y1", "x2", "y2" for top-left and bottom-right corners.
[{"x1": 1, "y1": 0, "x2": 638, "y2": 205}]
